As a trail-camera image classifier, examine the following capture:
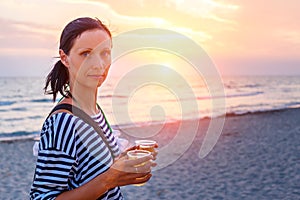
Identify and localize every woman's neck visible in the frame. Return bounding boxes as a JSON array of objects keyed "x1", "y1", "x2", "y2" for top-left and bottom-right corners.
[{"x1": 69, "y1": 88, "x2": 99, "y2": 116}]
